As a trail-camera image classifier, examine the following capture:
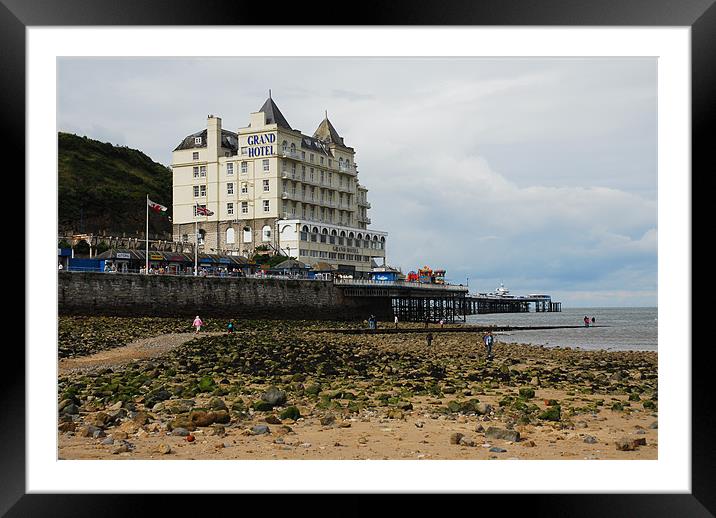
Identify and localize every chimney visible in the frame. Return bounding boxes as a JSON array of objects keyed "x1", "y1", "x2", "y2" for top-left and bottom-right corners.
[{"x1": 207, "y1": 115, "x2": 222, "y2": 160}]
